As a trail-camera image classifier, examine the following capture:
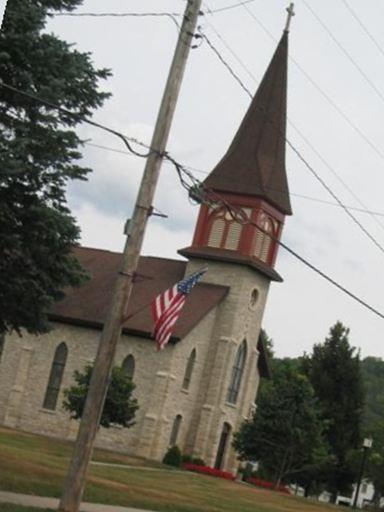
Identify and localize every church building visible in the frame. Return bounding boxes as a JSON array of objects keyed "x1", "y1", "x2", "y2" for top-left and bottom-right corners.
[{"x1": 0, "y1": 28, "x2": 292, "y2": 472}]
